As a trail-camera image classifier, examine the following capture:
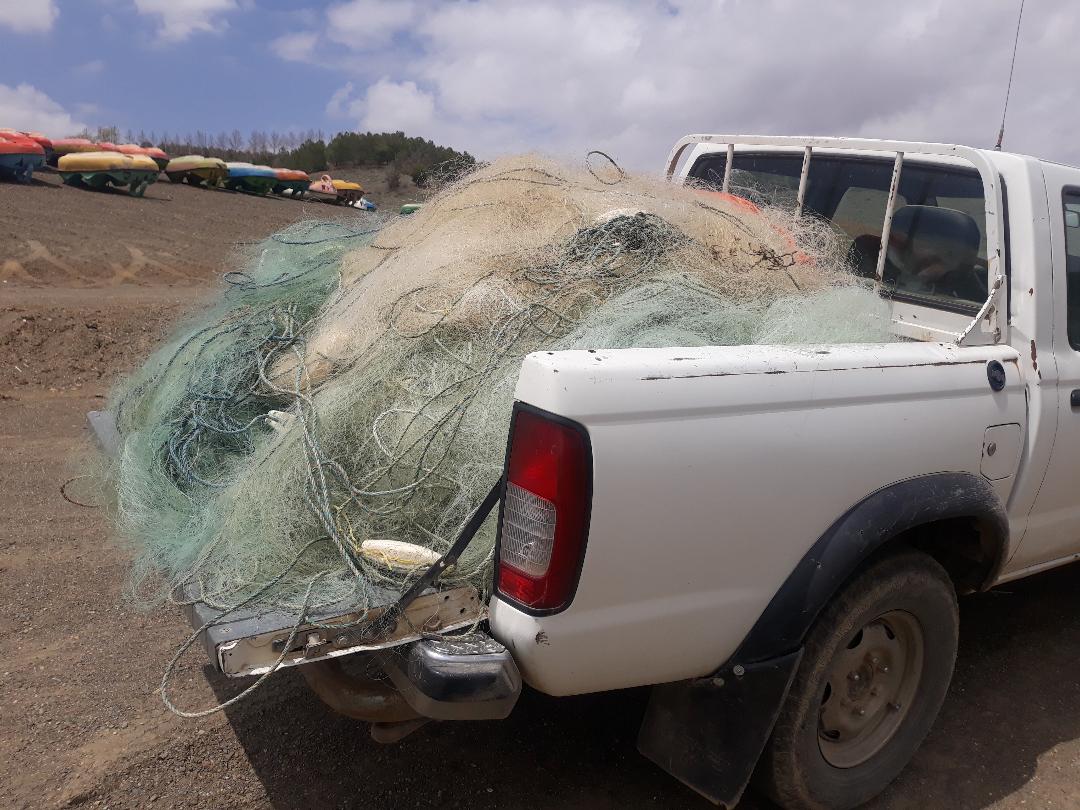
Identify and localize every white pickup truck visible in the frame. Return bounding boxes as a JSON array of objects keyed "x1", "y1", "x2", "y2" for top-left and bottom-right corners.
[{"x1": 184, "y1": 135, "x2": 1080, "y2": 809}]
